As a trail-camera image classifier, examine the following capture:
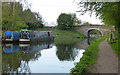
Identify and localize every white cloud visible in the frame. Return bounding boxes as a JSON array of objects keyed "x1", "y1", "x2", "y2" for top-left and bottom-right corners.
[
  {"x1": 27, "y1": 0, "x2": 103, "y2": 26},
  {"x1": 77, "y1": 12, "x2": 103, "y2": 25}
]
